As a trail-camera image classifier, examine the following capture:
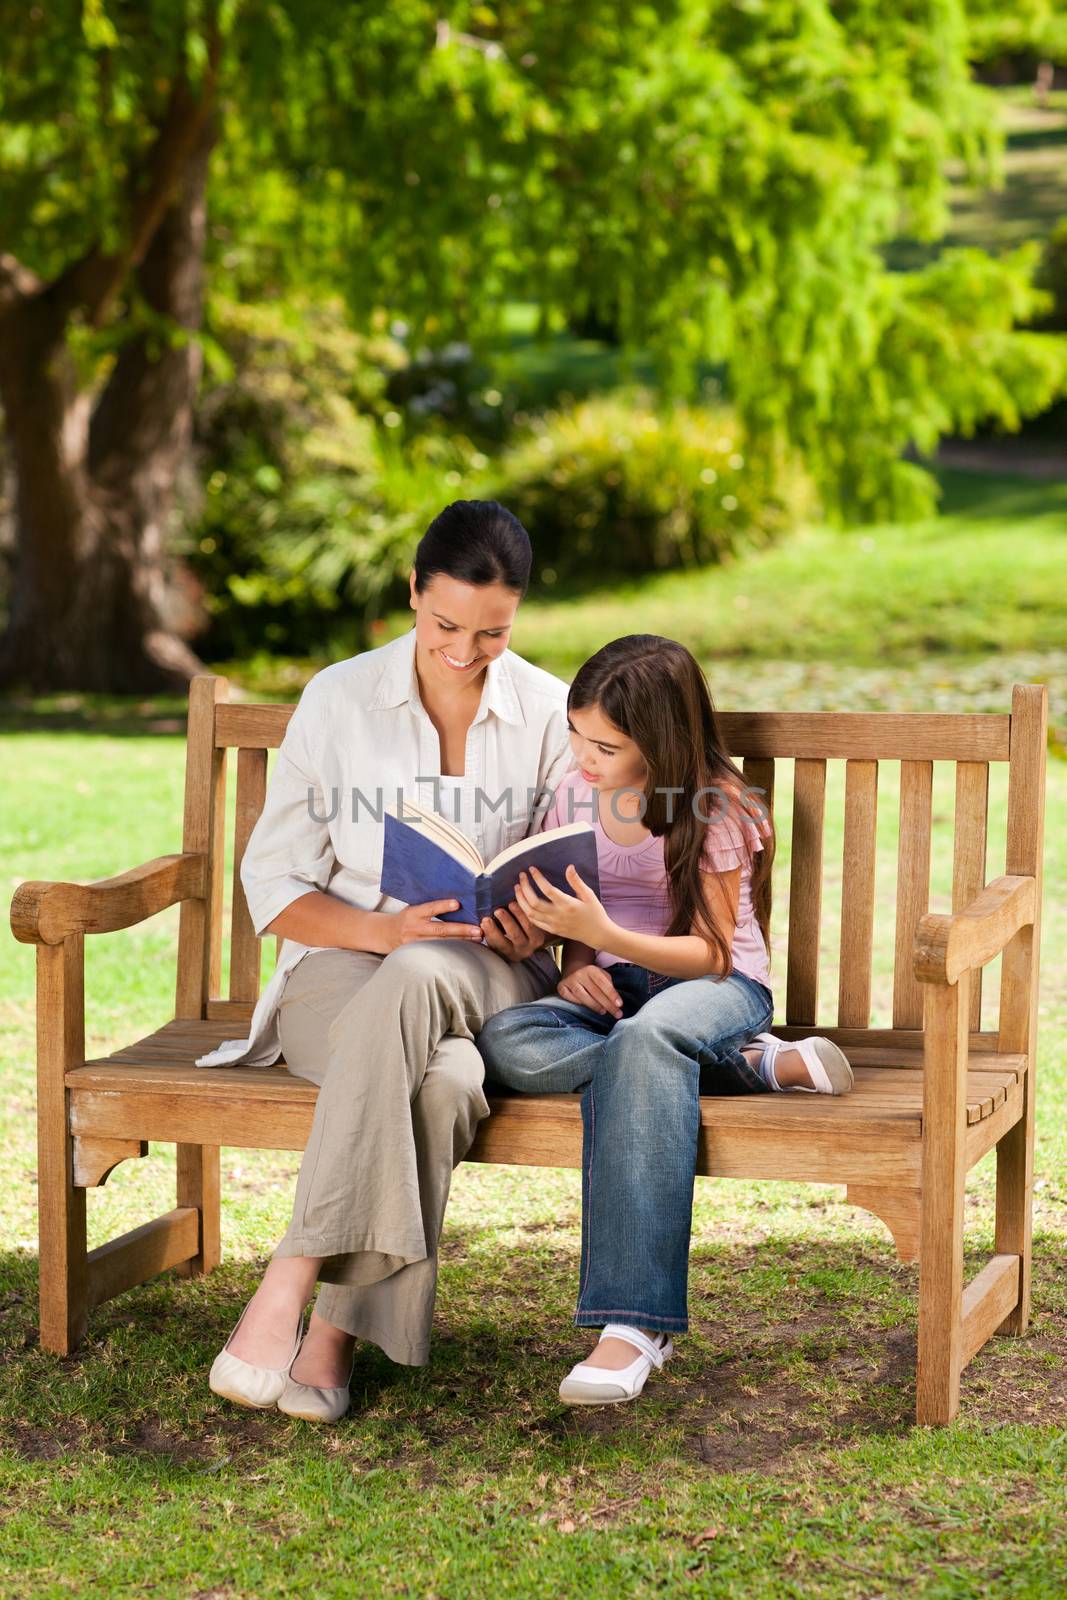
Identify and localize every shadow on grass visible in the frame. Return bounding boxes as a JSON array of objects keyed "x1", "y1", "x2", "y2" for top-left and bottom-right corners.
[
  {"x1": 2, "y1": 1232, "x2": 1064, "y2": 1484},
  {"x1": 932, "y1": 467, "x2": 1067, "y2": 522}
]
